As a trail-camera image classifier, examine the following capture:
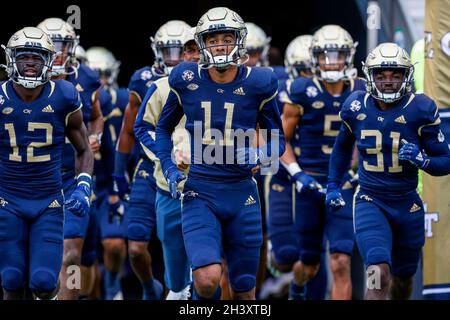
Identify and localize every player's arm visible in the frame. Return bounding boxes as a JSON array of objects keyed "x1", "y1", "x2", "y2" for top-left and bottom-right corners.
[
  {"x1": 326, "y1": 120, "x2": 356, "y2": 208},
  {"x1": 155, "y1": 89, "x2": 185, "y2": 198},
  {"x1": 399, "y1": 117, "x2": 450, "y2": 176},
  {"x1": 112, "y1": 93, "x2": 141, "y2": 196},
  {"x1": 134, "y1": 84, "x2": 159, "y2": 156},
  {"x1": 328, "y1": 121, "x2": 356, "y2": 185},
  {"x1": 65, "y1": 109, "x2": 95, "y2": 216},
  {"x1": 88, "y1": 90, "x2": 104, "y2": 153},
  {"x1": 257, "y1": 96, "x2": 286, "y2": 163},
  {"x1": 279, "y1": 102, "x2": 301, "y2": 169},
  {"x1": 278, "y1": 102, "x2": 321, "y2": 192}
]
